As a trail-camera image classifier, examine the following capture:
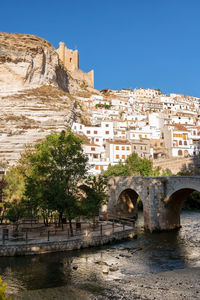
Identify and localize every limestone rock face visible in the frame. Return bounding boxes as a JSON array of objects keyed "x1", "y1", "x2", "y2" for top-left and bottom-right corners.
[
  {"x1": 0, "y1": 32, "x2": 81, "y2": 95},
  {"x1": 0, "y1": 32, "x2": 90, "y2": 166},
  {"x1": 0, "y1": 86, "x2": 82, "y2": 165}
]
